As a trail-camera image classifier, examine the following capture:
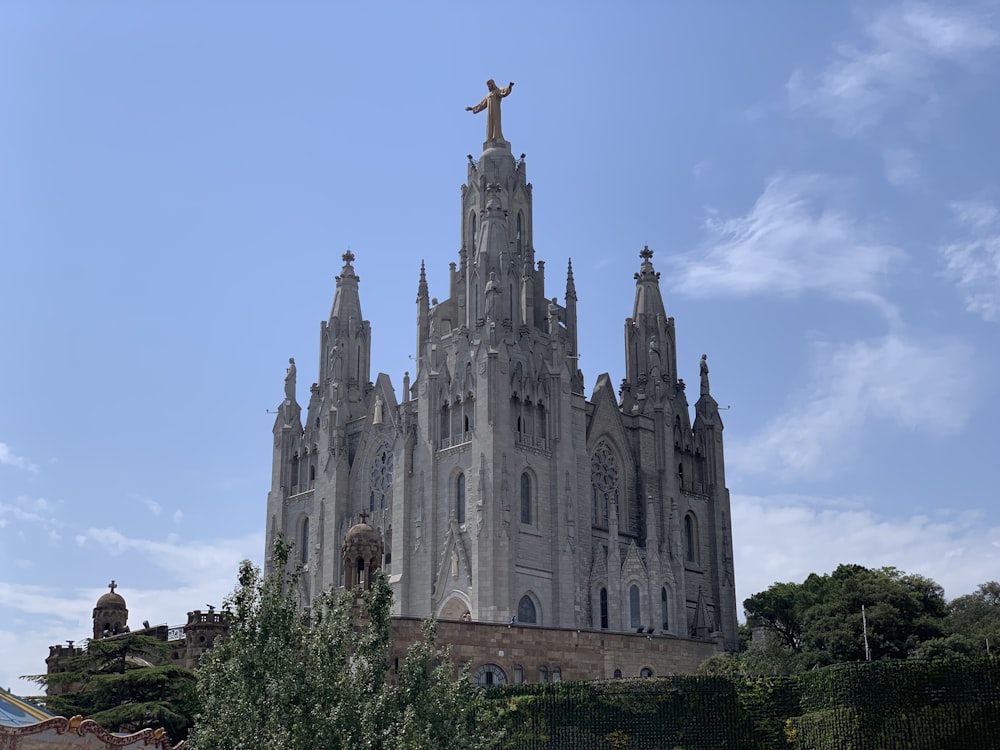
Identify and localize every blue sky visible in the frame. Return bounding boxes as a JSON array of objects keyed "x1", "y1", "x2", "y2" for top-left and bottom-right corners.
[{"x1": 3, "y1": 1, "x2": 999, "y2": 693}]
